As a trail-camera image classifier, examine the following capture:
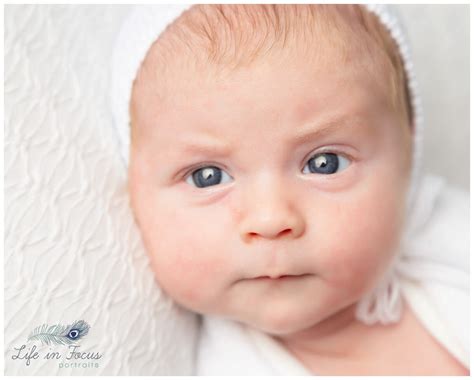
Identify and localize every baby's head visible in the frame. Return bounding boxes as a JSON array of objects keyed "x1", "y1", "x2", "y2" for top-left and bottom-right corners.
[{"x1": 128, "y1": 5, "x2": 413, "y2": 335}]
